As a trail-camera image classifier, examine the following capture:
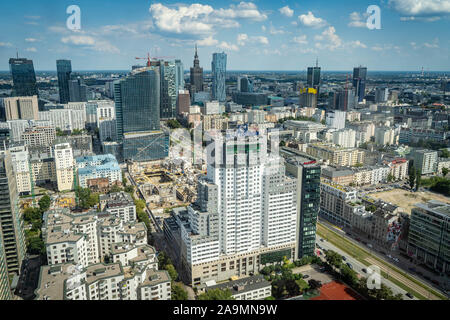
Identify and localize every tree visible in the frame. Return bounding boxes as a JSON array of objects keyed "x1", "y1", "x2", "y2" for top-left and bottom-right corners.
[
  {"x1": 166, "y1": 264, "x2": 178, "y2": 281},
  {"x1": 325, "y1": 250, "x2": 343, "y2": 269},
  {"x1": 415, "y1": 169, "x2": 422, "y2": 192},
  {"x1": 387, "y1": 174, "x2": 395, "y2": 183},
  {"x1": 38, "y1": 195, "x2": 51, "y2": 212},
  {"x1": 285, "y1": 279, "x2": 300, "y2": 297},
  {"x1": 440, "y1": 148, "x2": 449, "y2": 158},
  {"x1": 28, "y1": 237, "x2": 45, "y2": 255},
  {"x1": 442, "y1": 167, "x2": 449, "y2": 177},
  {"x1": 172, "y1": 283, "x2": 188, "y2": 300},
  {"x1": 365, "y1": 204, "x2": 377, "y2": 213},
  {"x1": 110, "y1": 185, "x2": 122, "y2": 193},
  {"x1": 408, "y1": 166, "x2": 416, "y2": 190},
  {"x1": 198, "y1": 289, "x2": 235, "y2": 300}
]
